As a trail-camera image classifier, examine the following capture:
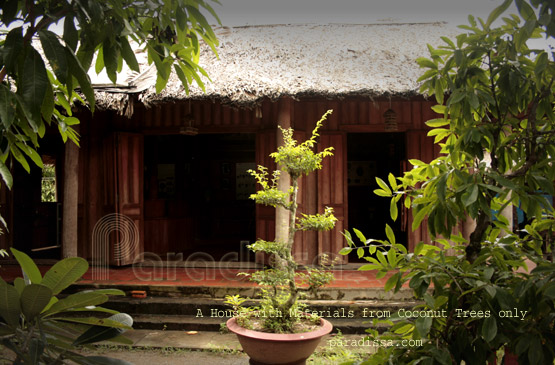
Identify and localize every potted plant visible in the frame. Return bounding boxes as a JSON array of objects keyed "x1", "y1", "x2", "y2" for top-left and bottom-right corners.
[{"x1": 226, "y1": 110, "x2": 337, "y2": 365}]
